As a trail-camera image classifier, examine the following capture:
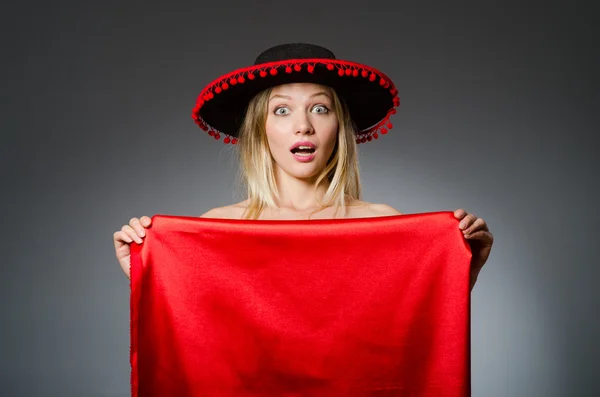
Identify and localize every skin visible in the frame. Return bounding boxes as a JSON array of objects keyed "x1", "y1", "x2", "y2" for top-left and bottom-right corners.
[{"x1": 113, "y1": 83, "x2": 494, "y2": 290}]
